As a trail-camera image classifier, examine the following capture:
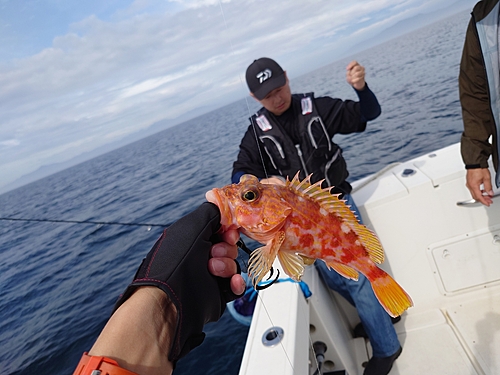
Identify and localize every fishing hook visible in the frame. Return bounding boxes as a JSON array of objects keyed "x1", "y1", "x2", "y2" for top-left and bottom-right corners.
[
  {"x1": 256, "y1": 268, "x2": 280, "y2": 290},
  {"x1": 237, "y1": 238, "x2": 280, "y2": 290}
]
